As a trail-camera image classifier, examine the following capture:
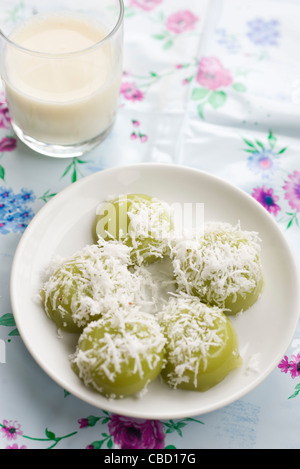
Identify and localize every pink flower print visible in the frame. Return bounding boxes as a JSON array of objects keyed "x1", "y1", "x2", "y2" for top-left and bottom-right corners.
[
  {"x1": 130, "y1": 119, "x2": 148, "y2": 142},
  {"x1": 0, "y1": 136, "x2": 17, "y2": 152},
  {"x1": 129, "y1": 0, "x2": 163, "y2": 11},
  {"x1": 289, "y1": 354, "x2": 300, "y2": 379},
  {"x1": 78, "y1": 418, "x2": 89, "y2": 429},
  {"x1": 196, "y1": 57, "x2": 233, "y2": 90},
  {"x1": 108, "y1": 414, "x2": 165, "y2": 449},
  {"x1": 1, "y1": 420, "x2": 23, "y2": 441},
  {"x1": 121, "y1": 82, "x2": 144, "y2": 102},
  {"x1": 130, "y1": 132, "x2": 139, "y2": 140},
  {"x1": 0, "y1": 95, "x2": 11, "y2": 130},
  {"x1": 278, "y1": 354, "x2": 300, "y2": 379},
  {"x1": 283, "y1": 170, "x2": 300, "y2": 212},
  {"x1": 140, "y1": 134, "x2": 148, "y2": 143},
  {"x1": 78, "y1": 415, "x2": 101, "y2": 428},
  {"x1": 166, "y1": 10, "x2": 199, "y2": 35},
  {"x1": 6, "y1": 443, "x2": 27, "y2": 449},
  {"x1": 278, "y1": 355, "x2": 290, "y2": 374},
  {"x1": 252, "y1": 186, "x2": 281, "y2": 216}
]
